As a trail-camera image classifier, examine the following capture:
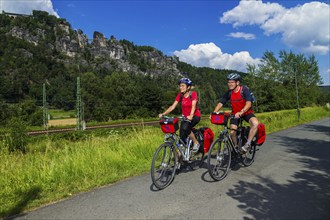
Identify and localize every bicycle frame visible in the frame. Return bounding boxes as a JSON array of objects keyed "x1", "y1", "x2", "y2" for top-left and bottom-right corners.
[
  {"x1": 151, "y1": 116, "x2": 205, "y2": 189},
  {"x1": 217, "y1": 117, "x2": 244, "y2": 155},
  {"x1": 207, "y1": 115, "x2": 257, "y2": 181},
  {"x1": 160, "y1": 115, "x2": 198, "y2": 162},
  {"x1": 164, "y1": 133, "x2": 193, "y2": 162}
]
